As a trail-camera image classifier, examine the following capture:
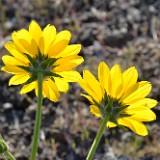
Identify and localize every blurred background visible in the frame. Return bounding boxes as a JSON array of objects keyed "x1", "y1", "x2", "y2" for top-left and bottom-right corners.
[{"x1": 0, "y1": 0, "x2": 160, "y2": 159}]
